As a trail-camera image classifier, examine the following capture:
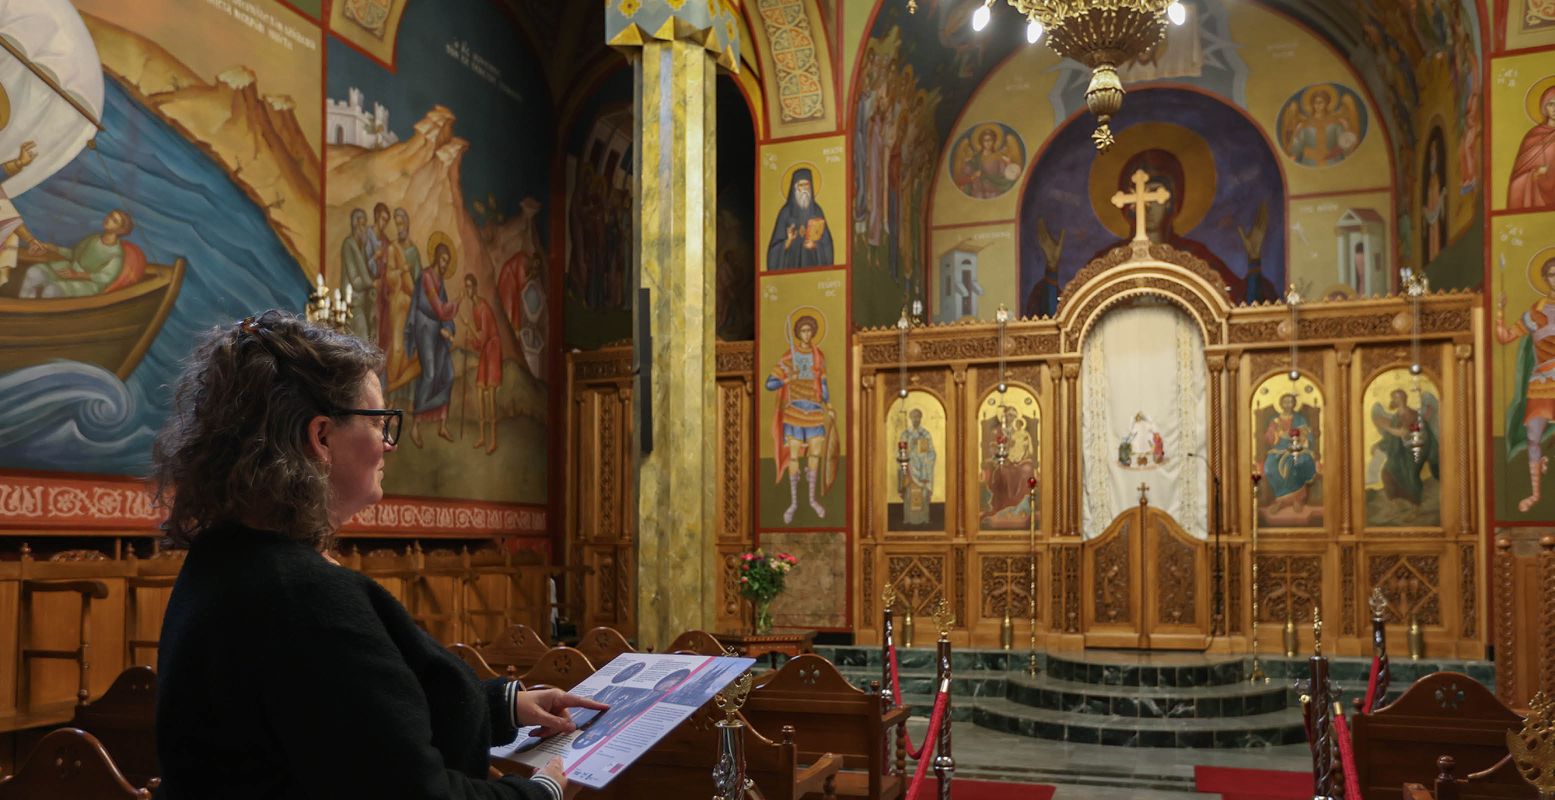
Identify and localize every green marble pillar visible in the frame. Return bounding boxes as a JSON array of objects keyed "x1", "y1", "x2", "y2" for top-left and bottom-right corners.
[{"x1": 610, "y1": 1, "x2": 737, "y2": 650}]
